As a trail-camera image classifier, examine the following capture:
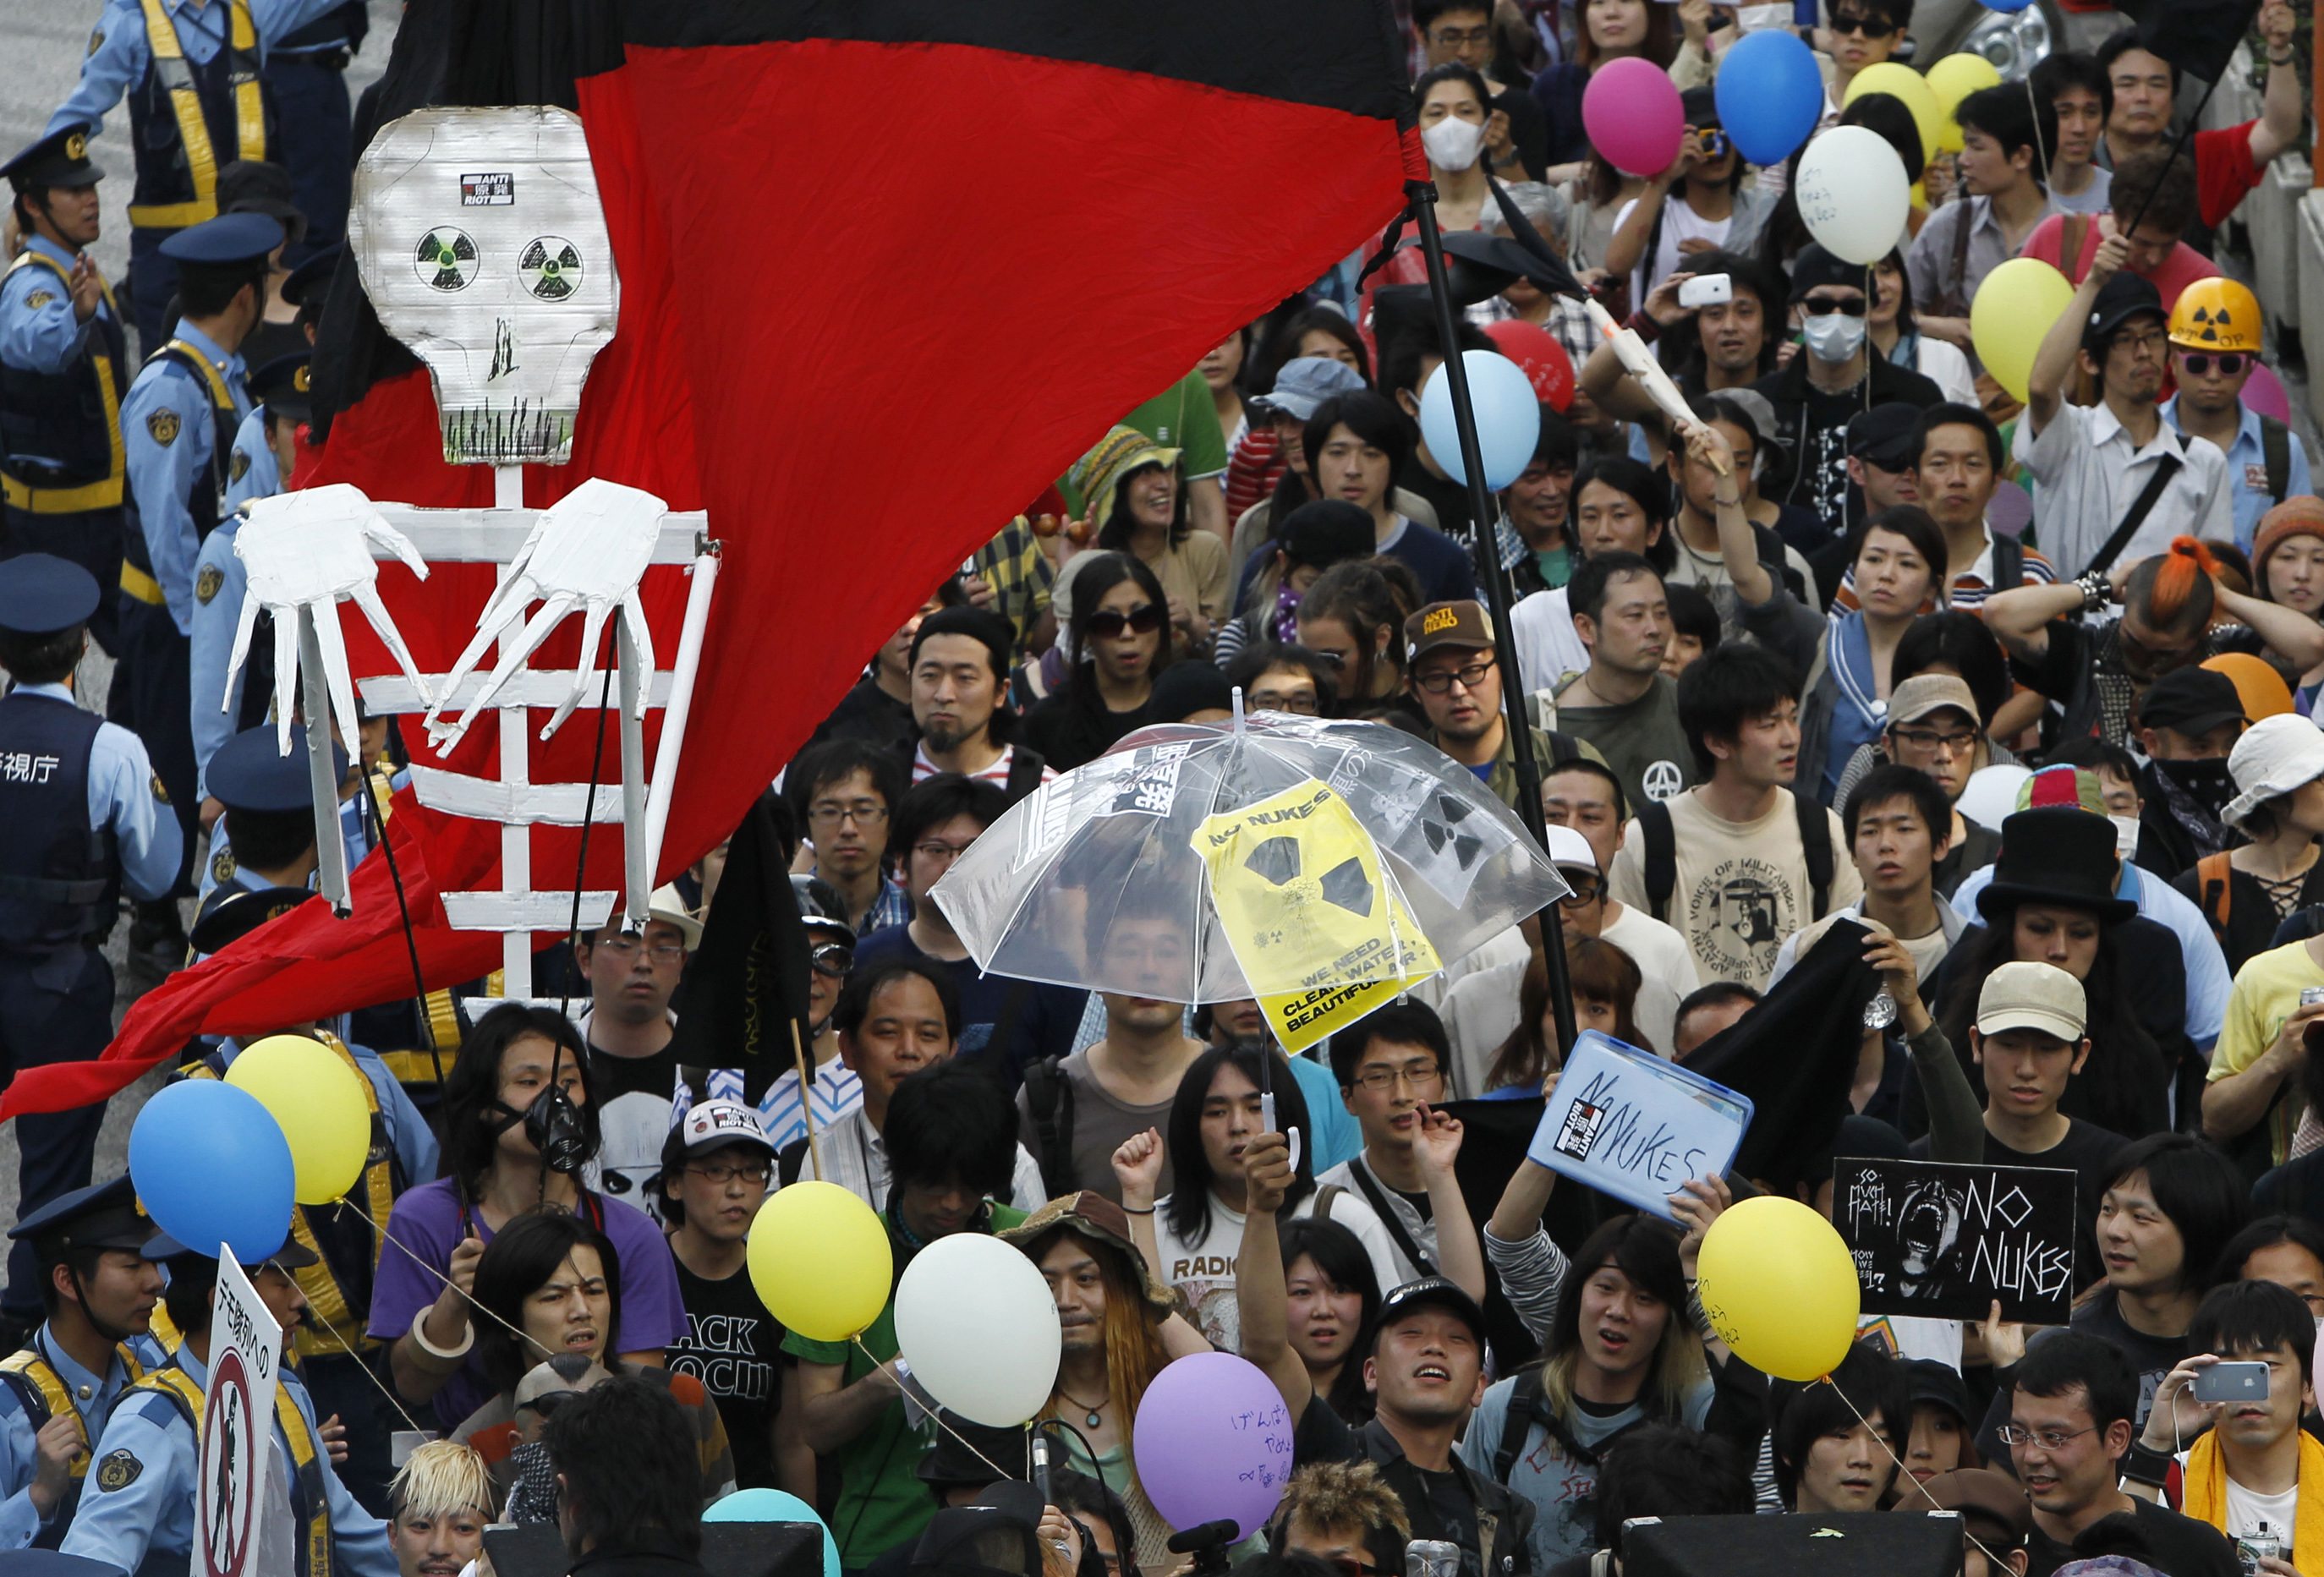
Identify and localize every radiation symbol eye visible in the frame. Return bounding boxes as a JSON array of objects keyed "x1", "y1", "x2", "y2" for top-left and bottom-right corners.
[
  {"x1": 414, "y1": 227, "x2": 477, "y2": 292},
  {"x1": 519, "y1": 235, "x2": 584, "y2": 300},
  {"x1": 1320, "y1": 857, "x2": 1375, "y2": 917},
  {"x1": 1245, "y1": 836, "x2": 1302, "y2": 887}
]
